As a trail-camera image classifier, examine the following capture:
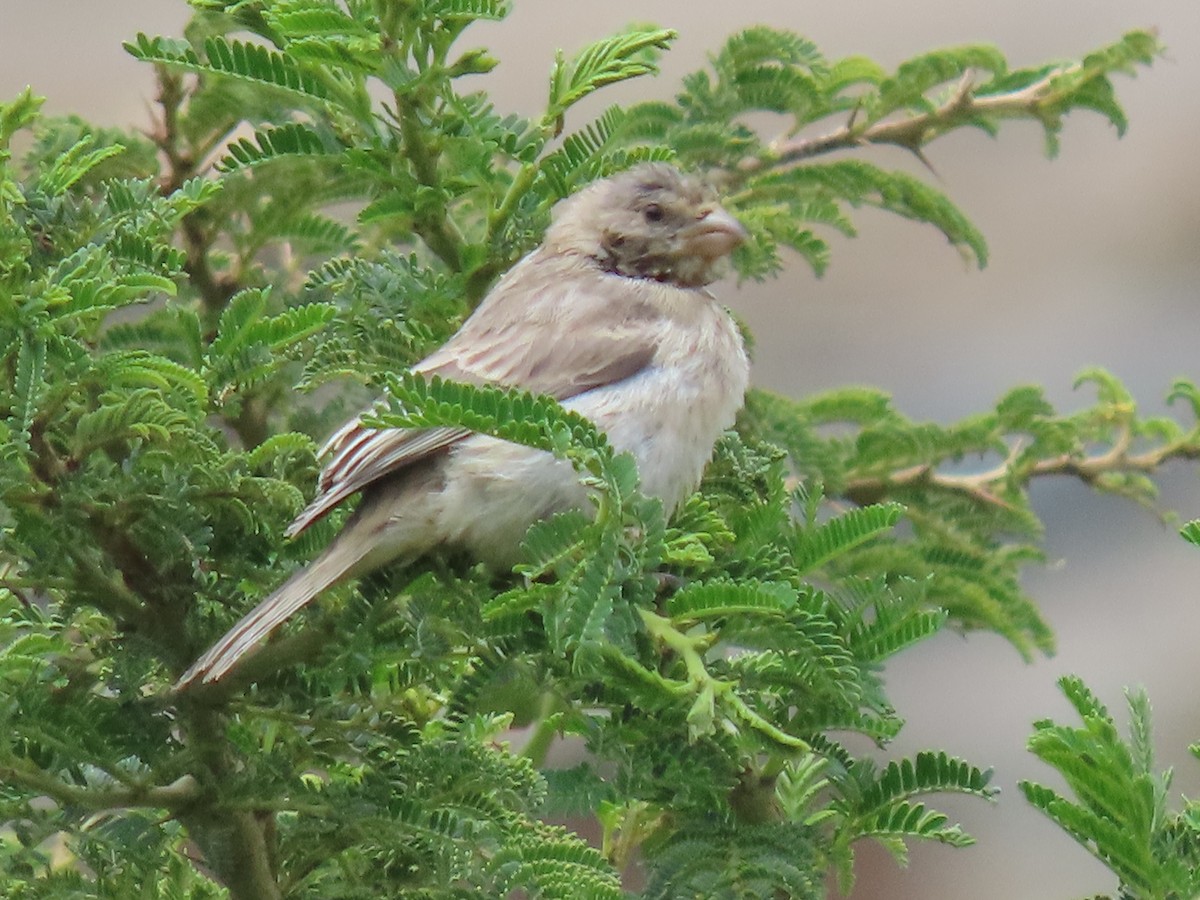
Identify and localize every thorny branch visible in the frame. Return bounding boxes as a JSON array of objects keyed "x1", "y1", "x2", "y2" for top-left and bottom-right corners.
[
  {"x1": 842, "y1": 426, "x2": 1200, "y2": 509},
  {"x1": 744, "y1": 61, "x2": 1088, "y2": 171}
]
